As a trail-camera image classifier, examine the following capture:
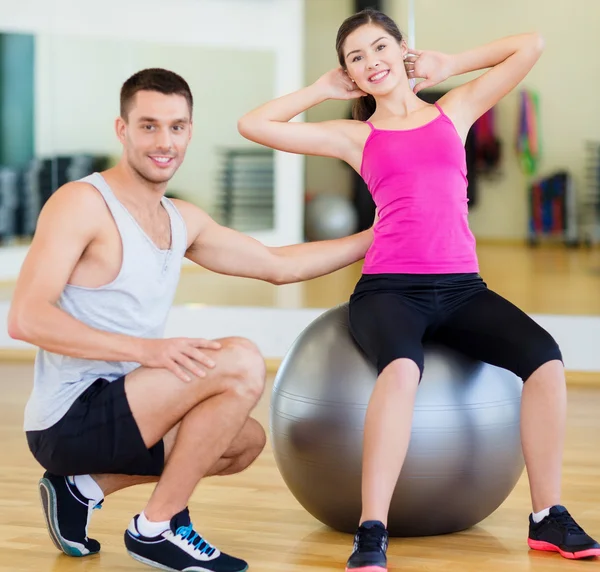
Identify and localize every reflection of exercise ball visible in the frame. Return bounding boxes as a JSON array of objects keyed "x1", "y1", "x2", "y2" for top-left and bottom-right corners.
[
  {"x1": 305, "y1": 194, "x2": 358, "y2": 241},
  {"x1": 270, "y1": 303, "x2": 524, "y2": 537}
]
